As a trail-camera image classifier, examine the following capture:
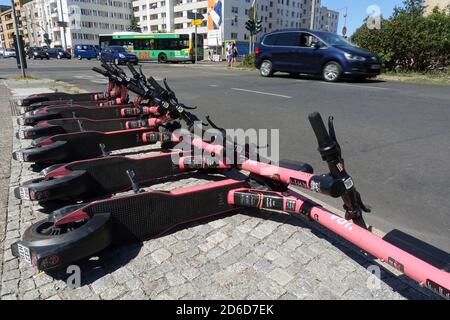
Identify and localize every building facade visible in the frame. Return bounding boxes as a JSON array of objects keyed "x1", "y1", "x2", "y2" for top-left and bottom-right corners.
[
  {"x1": 22, "y1": 0, "x2": 134, "y2": 50},
  {"x1": 132, "y1": 0, "x2": 340, "y2": 48},
  {"x1": 1, "y1": 1, "x2": 27, "y2": 49},
  {"x1": 424, "y1": 0, "x2": 450, "y2": 15}
]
